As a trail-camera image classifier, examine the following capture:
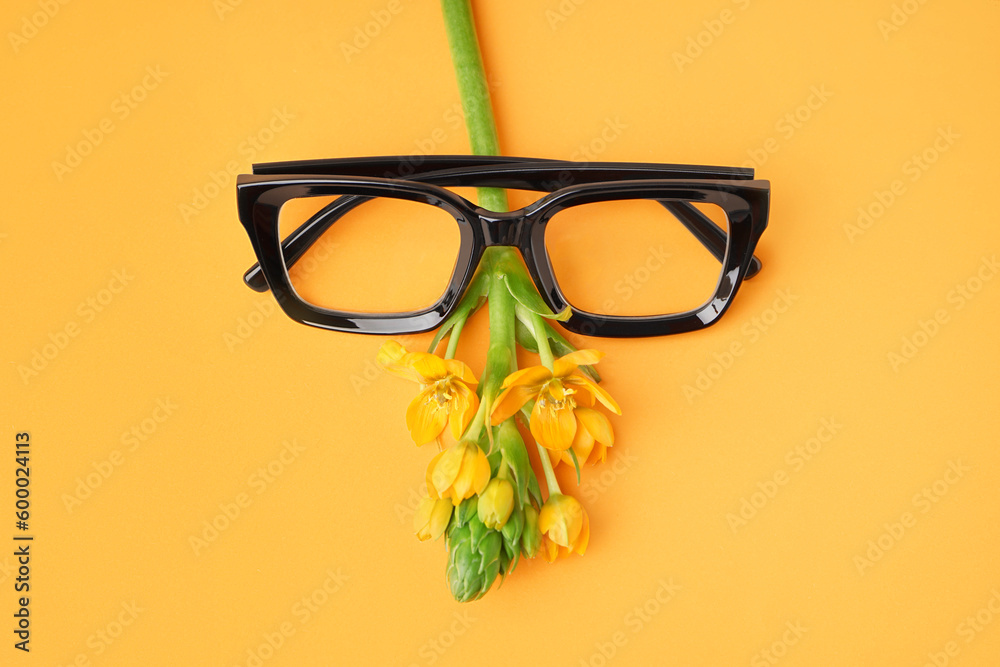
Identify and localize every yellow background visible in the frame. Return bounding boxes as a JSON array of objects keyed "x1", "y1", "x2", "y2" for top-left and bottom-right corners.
[{"x1": 2, "y1": 1, "x2": 999, "y2": 665}]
